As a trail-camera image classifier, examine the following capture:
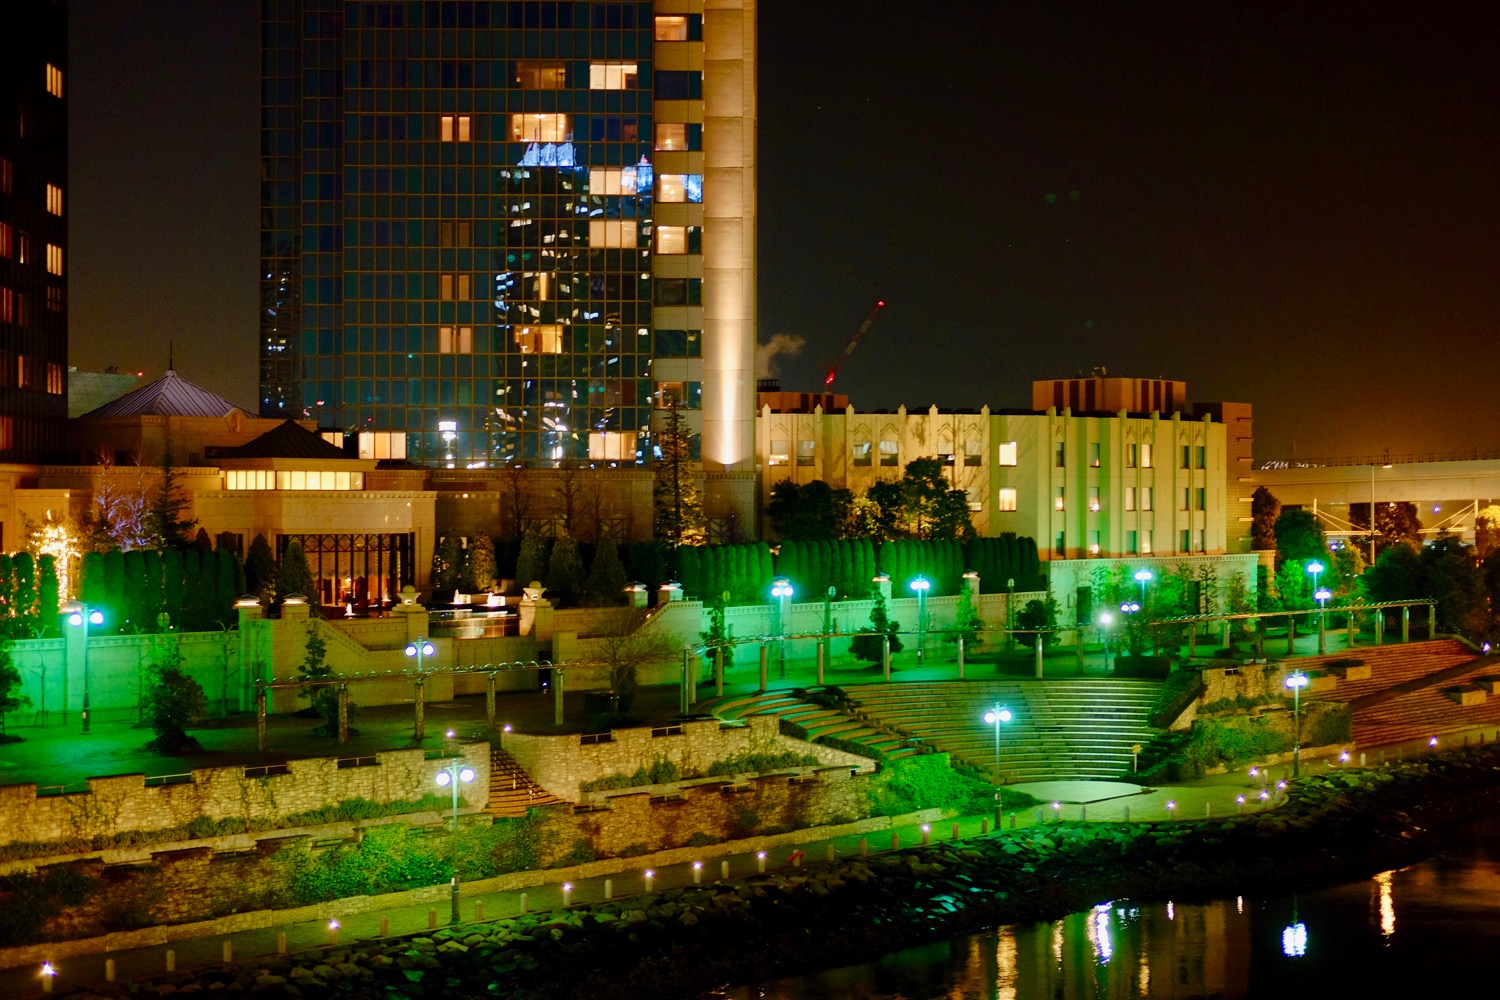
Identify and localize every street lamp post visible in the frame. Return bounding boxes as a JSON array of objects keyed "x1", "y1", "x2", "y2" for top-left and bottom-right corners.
[
  {"x1": 1098, "y1": 611, "x2": 1113, "y2": 672},
  {"x1": 1133, "y1": 568, "x2": 1153, "y2": 604},
  {"x1": 910, "y1": 576, "x2": 931, "y2": 665},
  {"x1": 982, "y1": 704, "x2": 1012, "y2": 780},
  {"x1": 435, "y1": 756, "x2": 476, "y2": 924},
  {"x1": 1285, "y1": 670, "x2": 1309, "y2": 777},
  {"x1": 405, "y1": 637, "x2": 435, "y2": 670},
  {"x1": 771, "y1": 577, "x2": 793, "y2": 678},
  {"x1": 67, "y1": 605, "x2": 105, "y2": 734}
]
